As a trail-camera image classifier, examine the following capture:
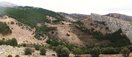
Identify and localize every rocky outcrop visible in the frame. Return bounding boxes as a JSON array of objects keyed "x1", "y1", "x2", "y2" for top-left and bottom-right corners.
[
  {"x1": 59, "y1": 12, "x2": 88, "y2": 21},
  {"x1": 91, "y1": 13, "x2": 132, "y2": 42},
  {"x1": 105, "y1": 13, "x2": 132, "y2": 21}
]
